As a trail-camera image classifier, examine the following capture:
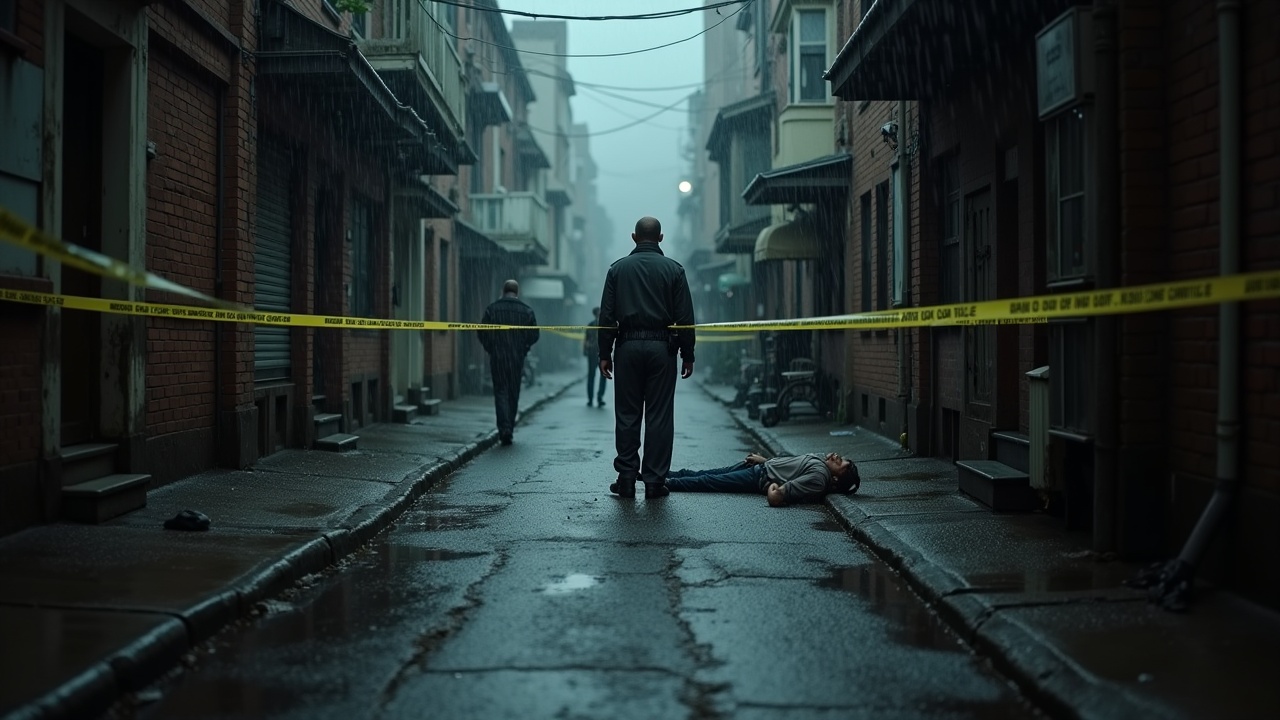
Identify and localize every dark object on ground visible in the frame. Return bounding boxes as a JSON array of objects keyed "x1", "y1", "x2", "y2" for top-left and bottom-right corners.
[{"x1": 163, "y1": 509, "x2": 211, "y2": 531}]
